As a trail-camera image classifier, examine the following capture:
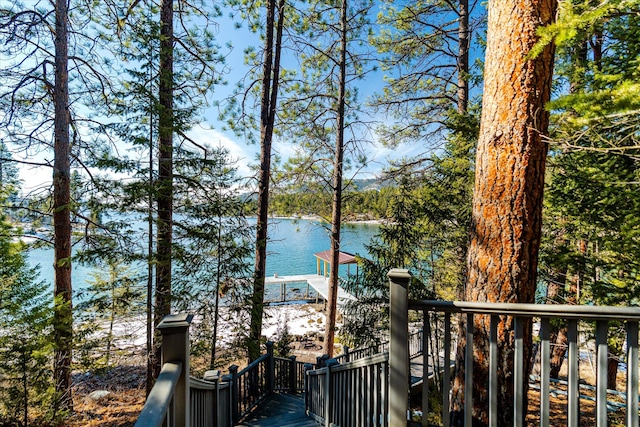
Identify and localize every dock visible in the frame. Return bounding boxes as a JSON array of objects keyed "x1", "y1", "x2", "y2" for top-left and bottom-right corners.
[{"x1": 264, "y1": 274, "x2": 356, "y2": 305}]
